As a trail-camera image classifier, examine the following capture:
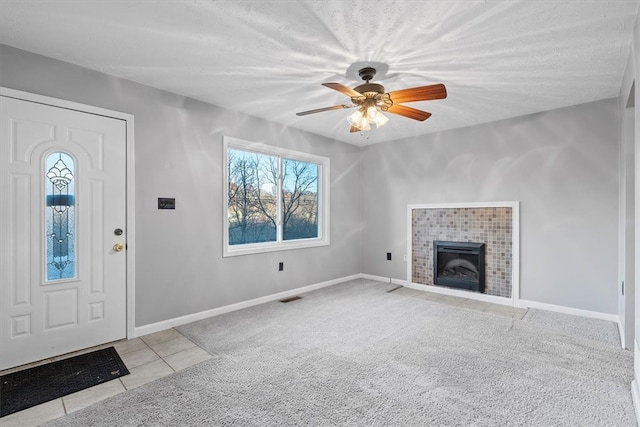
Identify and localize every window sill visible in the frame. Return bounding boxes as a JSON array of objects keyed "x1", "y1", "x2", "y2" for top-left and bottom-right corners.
[{"x1": 223, "y1": 238, "x2": 330, "y2": 257}]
